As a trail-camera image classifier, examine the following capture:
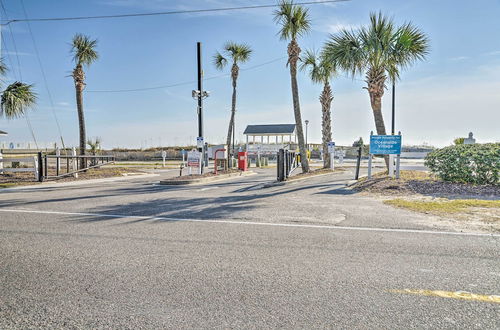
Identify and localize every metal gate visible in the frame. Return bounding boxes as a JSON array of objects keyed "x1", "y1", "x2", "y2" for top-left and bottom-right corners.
[{"x1": 277, "y1": 149, "x2": 298, "y2": 182}]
